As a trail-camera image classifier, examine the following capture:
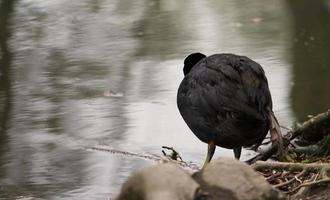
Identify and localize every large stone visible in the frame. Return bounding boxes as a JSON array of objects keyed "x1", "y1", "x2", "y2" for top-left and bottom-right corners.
[
  {"x1": 116, "y1": 163, "x2": 199, "y2": 200},
  {"x1": 196, "y1": 158, "x2": 284, "y2": 200}
]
